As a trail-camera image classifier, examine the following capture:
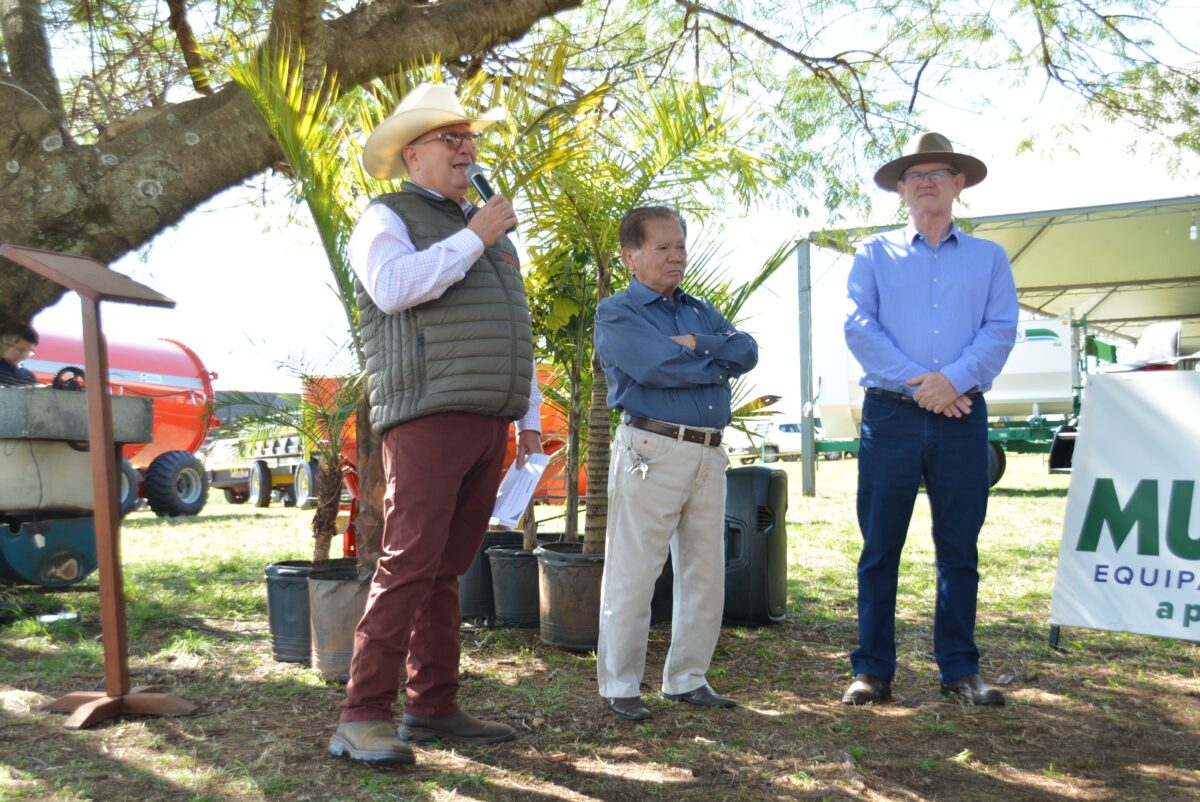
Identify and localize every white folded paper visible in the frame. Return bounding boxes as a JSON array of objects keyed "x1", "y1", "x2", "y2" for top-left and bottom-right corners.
[{"x1": 489, "y1": 452, "x2": 551, "y2": 530}]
